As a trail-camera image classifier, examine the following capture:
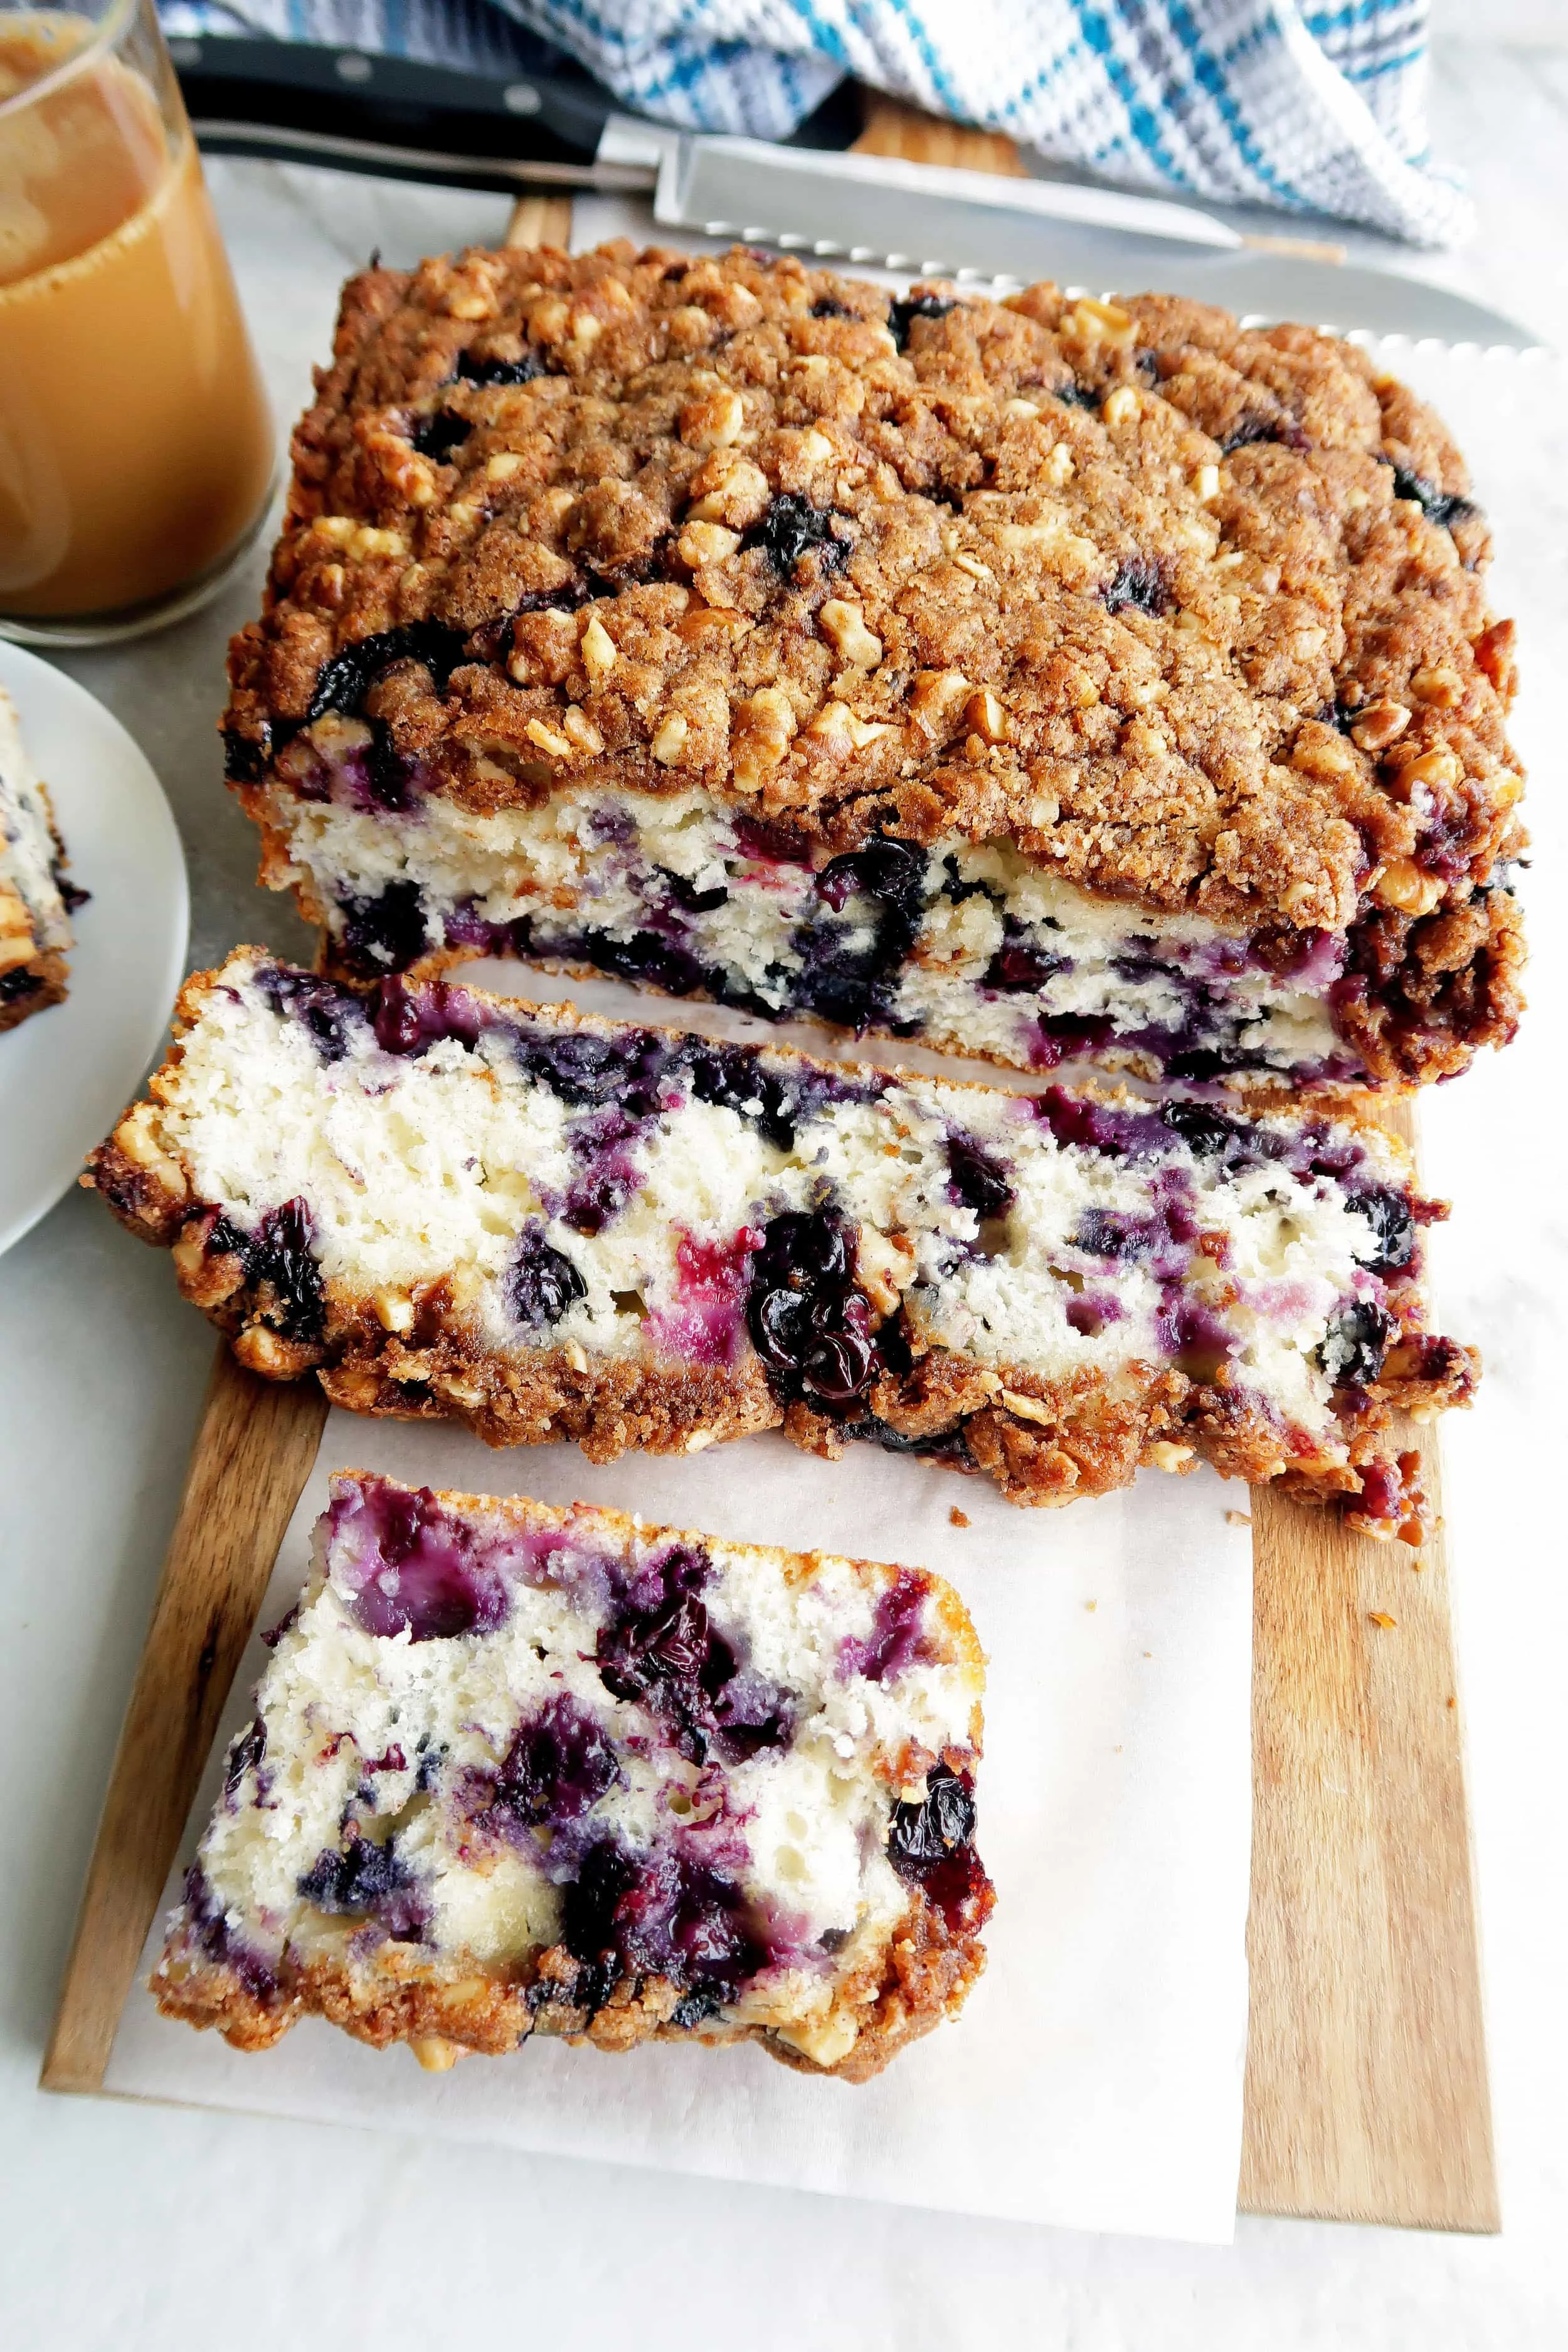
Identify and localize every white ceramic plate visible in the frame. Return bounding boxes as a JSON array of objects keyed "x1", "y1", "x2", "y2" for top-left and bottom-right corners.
[{"x1": 0, "y1": 642, "x2": 188, "y2": 1258}]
